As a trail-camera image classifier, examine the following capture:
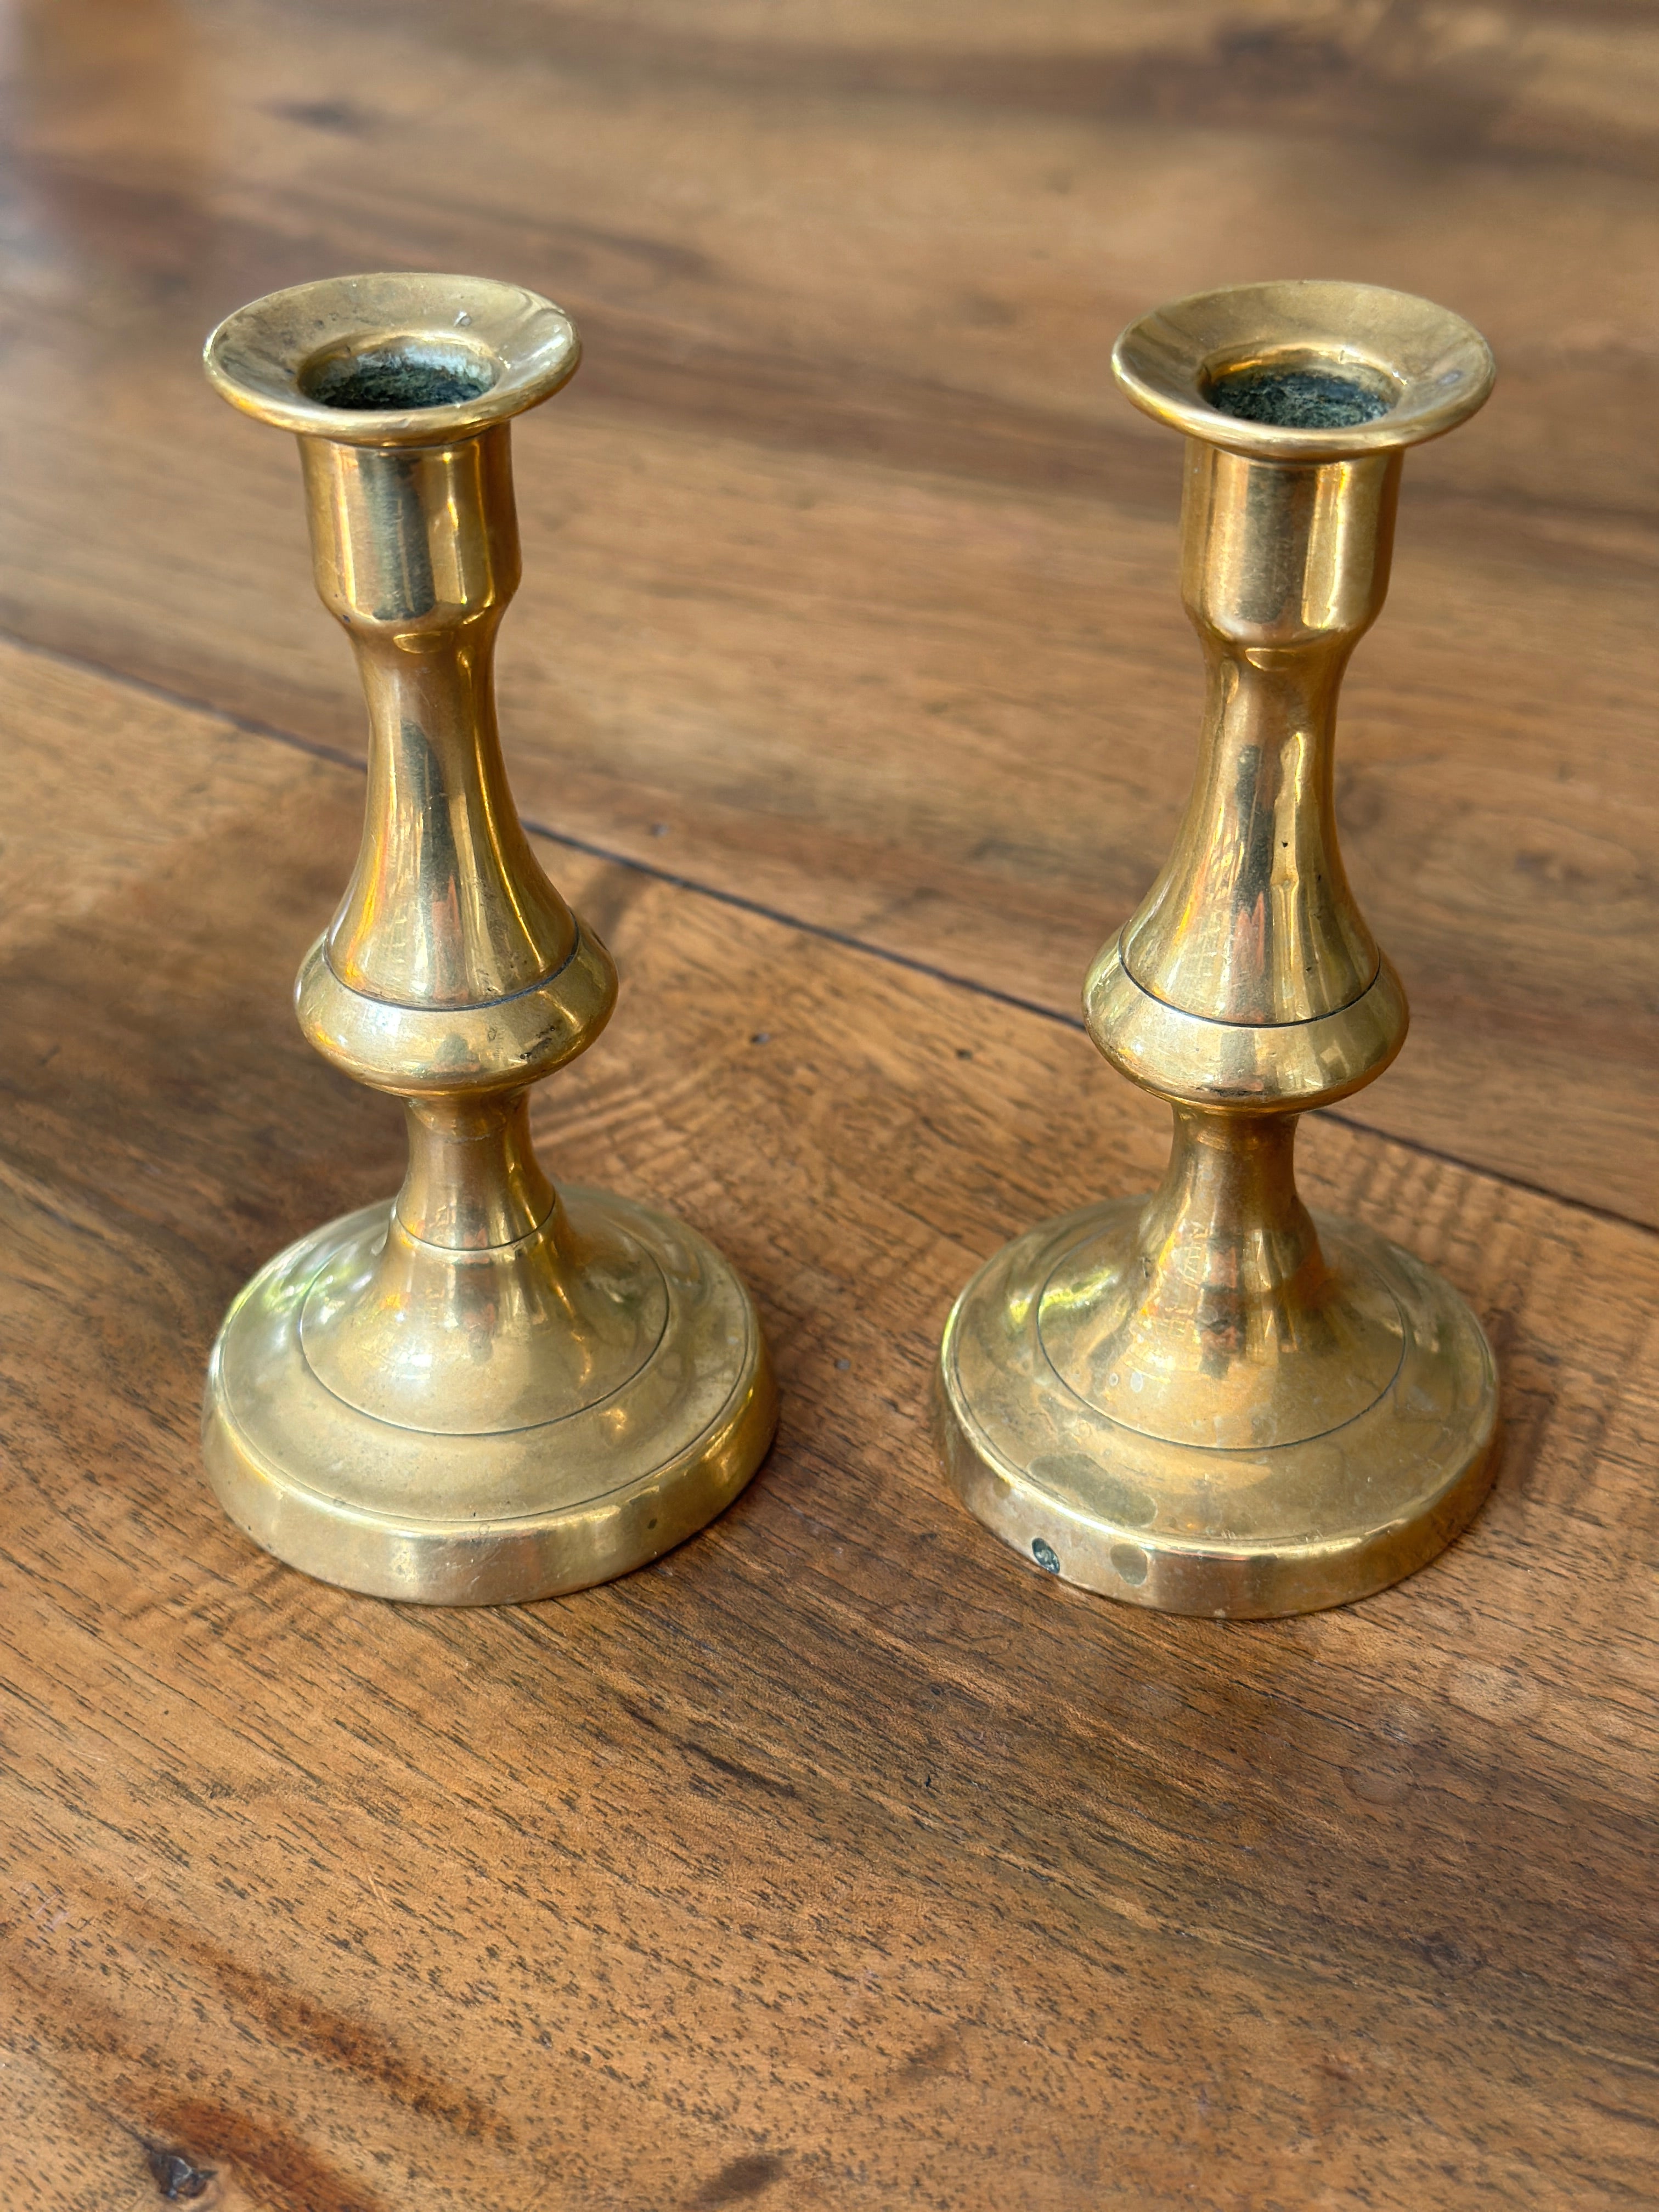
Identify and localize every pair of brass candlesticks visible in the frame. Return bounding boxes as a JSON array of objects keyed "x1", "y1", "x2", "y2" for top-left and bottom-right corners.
[{"x1": 202, "y1": 273, "x2": 1498, "y2": 1619}]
